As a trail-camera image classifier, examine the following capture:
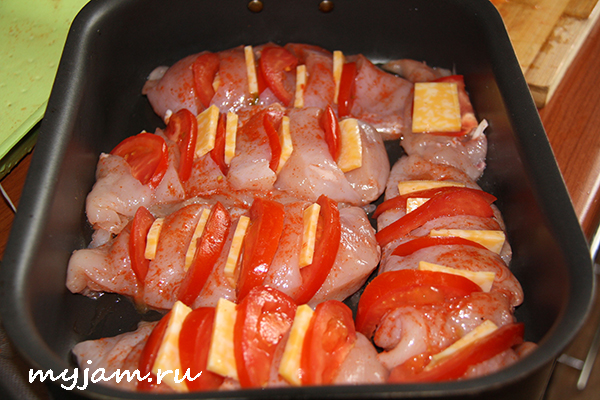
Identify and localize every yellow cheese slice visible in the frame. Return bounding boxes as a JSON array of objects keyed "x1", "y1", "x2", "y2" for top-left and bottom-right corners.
[
  {"x1": 277, "y1": 116, "x2": 293, "y2": 174},
  {"x1": 195, "y1": 104, "x2": 220, "y2": 158},
  {"x1": 429, "y1": 229, "x2": 506, "y2": 254},
  {"x1": 224, "y1": 111, "x2": 238, "y2": 166},
  {"x1": 397, "y1": 180, "x2": 465, "y2": 196},
  {"x1": 279, "y1": 304, "x2": 315, "y2": 386},
  {"x1": 212, "y1": 71, "x2": 221, "y2": 92},
  {"x1": 244, "y1": 45, "x2": 259, "y2": 96},
  {"x1": 426, "y1": 320, "x2": 498, "y2": 370},
  {"x1": 144, "y1": 217, "x2": 164, "y2": 260},
  {"x1": 332, "y1": 50, "x2": 344, "y2": 104},
  {"x1": 337, "y1": 118, "x2": 362, "y2": 172},
  {"x1": 299, "y1": 203, "x2": 321, "y2": 268},
  {"x1": 152, "y1": 300, "x2": 192, "y2": 392},
  {"x1": 207, "y1": 298, "x2": 238, "y2": 380},
  {"x1": 184, "y1": 208, "x2": 211, "y2": 271},
  {"x1": 406, "y1": 198, "x2": 429, "y2": 213},
  {"x1": 224, "y1": 215, "x2": 250, "y2": 286},
  {"x1": 412, "y1": 82, "x2": 462, "y2": 133},
  {"x1": 294, "y1": 65, "x2": 307, "y2": 108},
  {"x1": 418, "y1": 261, "x2": 496, "y2": 293}
]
